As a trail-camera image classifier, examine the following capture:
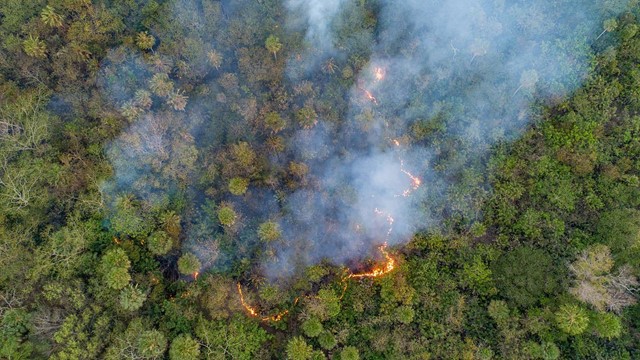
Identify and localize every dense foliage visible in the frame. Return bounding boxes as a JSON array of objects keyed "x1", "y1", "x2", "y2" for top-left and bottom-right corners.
[{"x1": 1, "y1": 0, "x2": 639, "y2": 359}]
